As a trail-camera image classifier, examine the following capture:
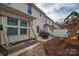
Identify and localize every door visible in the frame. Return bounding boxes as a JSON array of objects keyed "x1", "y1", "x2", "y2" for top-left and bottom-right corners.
[{"x1": 43, "y1": 25, "x2": 48, "y2": 32}]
